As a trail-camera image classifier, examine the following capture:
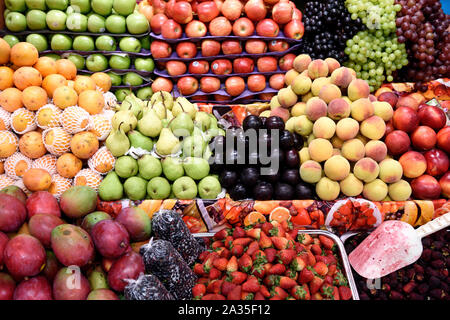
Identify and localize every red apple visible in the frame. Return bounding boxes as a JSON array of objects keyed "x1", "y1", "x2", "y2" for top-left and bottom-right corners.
[
  {"x1": 424, "y1": 148, "x2": 449, "y2": 176},
  {"x1": 152, "y1": 77, "x2": 173, "y2": 92},
  {"x1": 244, "y1": 0, "x2": 267, "y2": 22},
  {"x1": 172, "y1": 1, "x2": 193, "y2": 24},
  {"x1": 165, "y1": 0, "x2": 176, "y2": 18},
  {"x1": 196, "y1": 1, "x2": 220, "y2": 22},
  {"x1": 214, "y1": 0, "x2": 224, "y2": 12},
  {"x1": 176, "y1": 42, "x2": 197, "y2": 59},
  {"x1": 377, "y1": 91, "x2": 399, "y2": 108},
  {"x1": 233, "y1": 58, "x2": 254, "y2": 73},
  {"x1": 161, "y1": 19, "x2": 182, "y2": 39},
  {"x1": 247, "y1": 74, "x2": 266, "y2": 92},
  {"x1": 245, "y1": 40, "x2": 266, "y2": 54},
  {"x1": 185, "y1": 20, "x2": 207, "y2": 38},
  {"x1": 272, "y1": 0, "x2": 293, "y2": 25},
  {"x1": 221, "y1": 0, "x2": 243, "y2": 21},
  {"x1": 202, "y1": 40, "x2": 221, "y2": 57},
  {"x1": 177, "y1": 76, "x2": 199, "y2": 95},
  {"x1": 152, "y1": 0, "x2": 166, "y2": 14},
  {"x1": 411, "y1": 175, "x2": 442, "y2": 200},
  {"x1": 392, "y1": 106, "x2": 419, "y2": 133},
  {"x1": 269, "y1": 73, "x2": 285, "y2": 90},
  {"x1": 268, "y1": 40, "x2": 289, "y2": 52},
  {"x1": 188, "y1": 60, "x2": 209, "y2": 74},
  {"x1": 259, "y1": 92, "x2": 275, "y2": 100},
  {"x1": 225, "y1": 76, "x2": 245, "y2": 96},
  {"x1": 411, "y1": 126, "x2": 437, "y2": 151},
  {"x1": 437, "y1": 126, "x2": 450, "y2": 154},
  {"x1": 150, "y1": 40, "x2": 172, "y2": 58},
  {"x1": 399, "y1": 151, "x2": 427, "y2": 178},
  {"x1": 200, "y1": 77, "x2": 221, "y2": 93},
  {"x1": 279, "y1": 53, "x2": 295, "y2": 71},
  {"x1": 211, "y1": 59, "x2": 232, "y2": 75},
  {"x1": 417, "y1": 104, "x2": 446, "y2": 130},
  {"x1": 209, "y1": 17, "x2": 232, "y2": 36},
  {"x1": 439, "y1": 172, "x2": 450, "y2": 198},
  {"x1": 256, "y1": 19, "x2": 279, "y2": 37},
  {"x1": 222, "y1": 40, "x2": 242, "y2": 55},
  {"x1": 292, "y1": 7, "x2": 302, "y2": 20},
  {"x1": 257, "y1": 56, "x2": 277, "y2": 72},
  {"x1": 150, "y1": 13, "x2": 168, "y2": 34},
  {"x1": 384, "y1": 130, "x2": 411, "y2": 156},
  {"x1": 284, "y1": 19, "x2": 304, "y2": 39},
  {"x1": 232, "y1": 17, "x2": 255, "y2": 37},
  {"x1": 166, "y1": 60, "x2": 187, "y2": 76}
]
